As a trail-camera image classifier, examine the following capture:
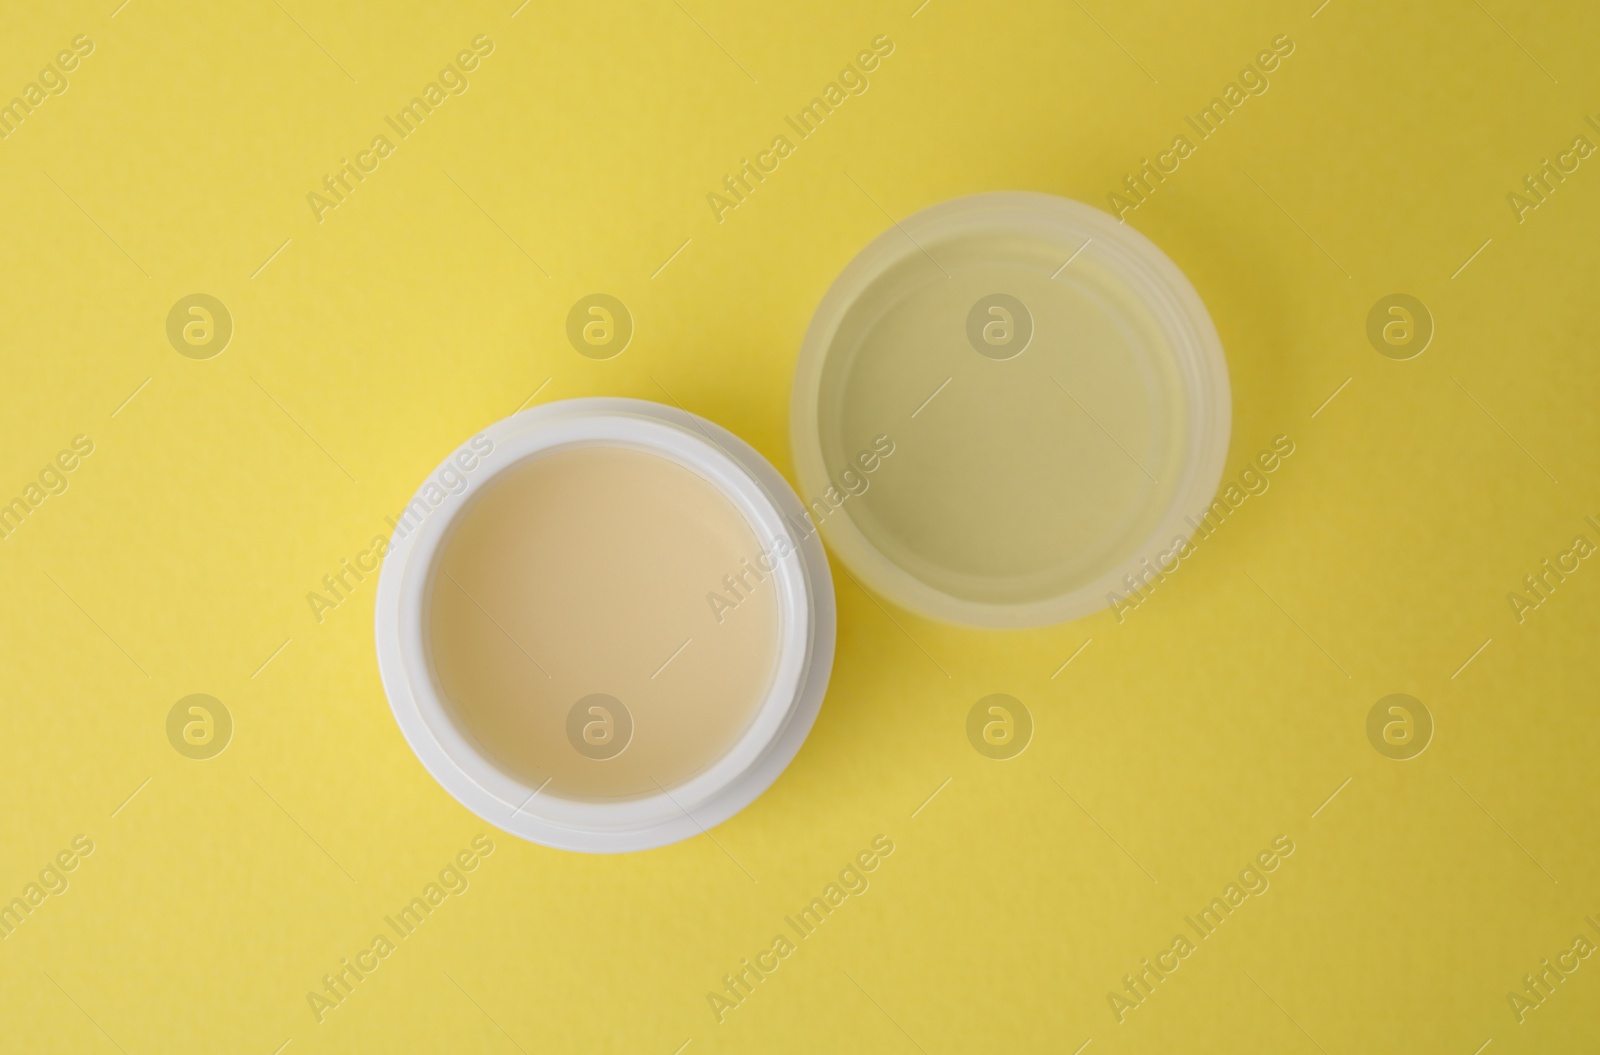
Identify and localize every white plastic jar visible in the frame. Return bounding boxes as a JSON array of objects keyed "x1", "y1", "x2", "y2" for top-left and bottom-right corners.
[{"x1": 374, "y1": 398, "x2": 835, "y2": 853}]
